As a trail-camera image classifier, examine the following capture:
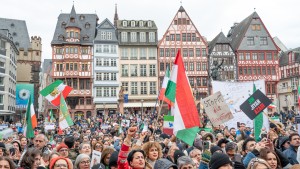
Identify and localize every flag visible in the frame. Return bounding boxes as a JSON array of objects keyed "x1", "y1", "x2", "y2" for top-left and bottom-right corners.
[
  {"x1": 40, "y1": 80, "x2": 72, "y2": 106},
  {"x1": 268, "y1": 103, "x2": 276, "y2": 109},
  {"x1": 253, "y1": 84, "x2": 263, "y2": 141},
  {"x1": 23, "y1": 95, "x2": 37, "y2": 138},
  {"x1": 159, "y1": 66, "x2": 172, "y2": 105},
  {"x1": 48, "y1": 110, "x2": 55, "y2": 122},
  {"x1": 59, "y1": 94, "x2": 74, "y2": 130},
  {"x1": 163, "y1": 115, "x2": 174, "y2": 135},
  {"x1": 165, "y1": 50, "x2": 200, "y2": 145}
]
